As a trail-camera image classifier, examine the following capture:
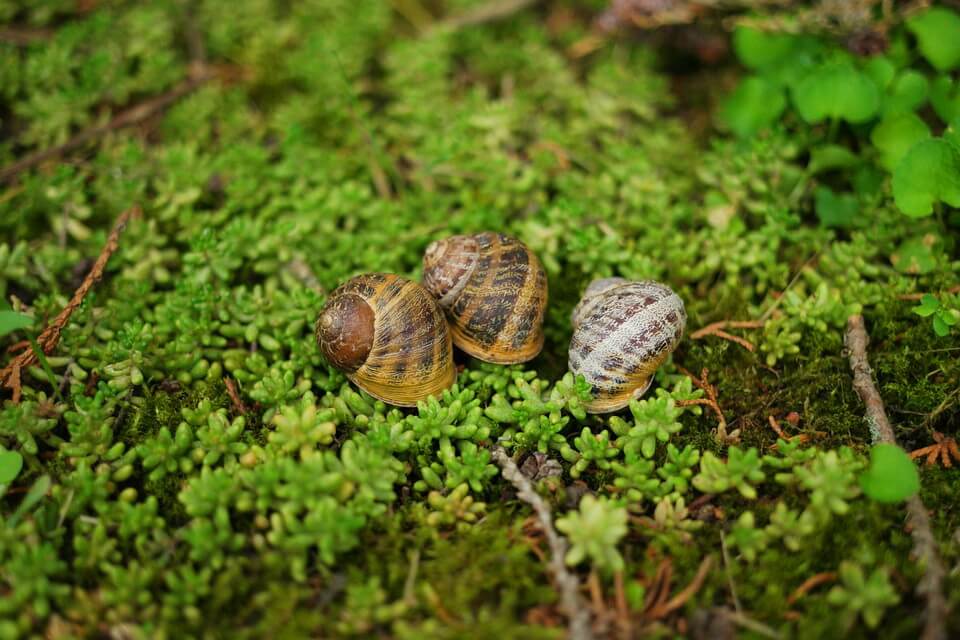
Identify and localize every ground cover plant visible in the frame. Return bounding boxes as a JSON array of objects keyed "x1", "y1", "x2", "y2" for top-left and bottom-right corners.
[{"x1": 1, "y1": 0, "x2": 959, "y2": 637}]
